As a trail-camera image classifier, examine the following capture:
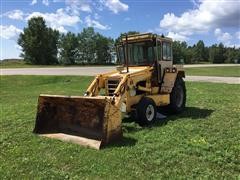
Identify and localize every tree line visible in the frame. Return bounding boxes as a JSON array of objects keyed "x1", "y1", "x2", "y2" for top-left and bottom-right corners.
[
  {"x1": 18, "y1": 17, "x2": 114, "y2": 65},
  {"x1": 18, "y1": 17, "x2": 240, "y2": 65},
  {"x1": 172, "y1": 40, "x2": 240, "y2": 64}
]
